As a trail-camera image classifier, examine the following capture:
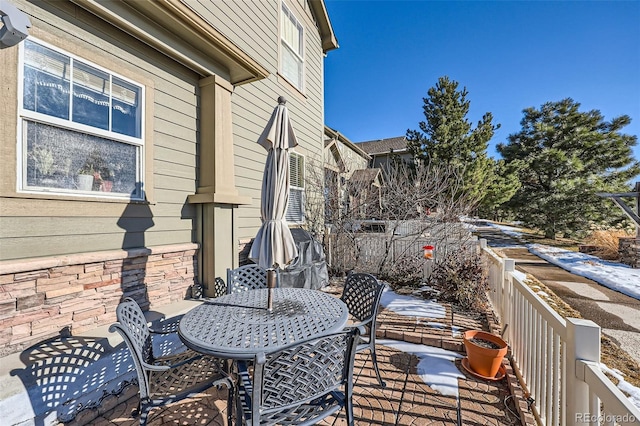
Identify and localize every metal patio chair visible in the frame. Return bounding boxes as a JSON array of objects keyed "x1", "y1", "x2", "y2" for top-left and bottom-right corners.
[
  {"x1": 110, "y1": 298, "x2": 234, "y2": 425},
  {"x1": 226, "y1": 264, "x2": 268, "y2": 294},
  {"x1": 212, "y1": 276, "x2": 228, "y2": 298},
  {"x1": 341, "y1": 272, "x2": 386, "y2": 387},
  {"x1": 235, "y1": 326, "x2": 363, "y2": 426}
]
